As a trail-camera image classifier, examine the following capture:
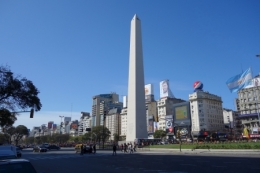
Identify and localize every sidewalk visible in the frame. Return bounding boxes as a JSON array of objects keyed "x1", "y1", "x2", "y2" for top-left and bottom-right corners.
[{"x1": 137, "y1": 148, "x2": 260, "y2": 155}]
